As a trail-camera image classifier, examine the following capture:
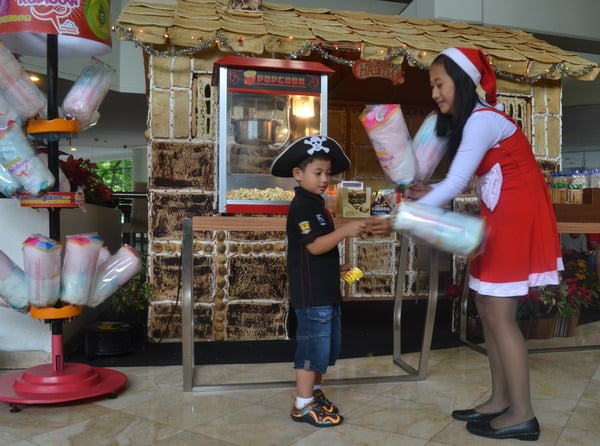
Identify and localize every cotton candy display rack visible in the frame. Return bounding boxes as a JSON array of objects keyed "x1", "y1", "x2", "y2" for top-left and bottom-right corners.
[{"x1": 0, "y1": 233, "x2": 136, "y2": 406}]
